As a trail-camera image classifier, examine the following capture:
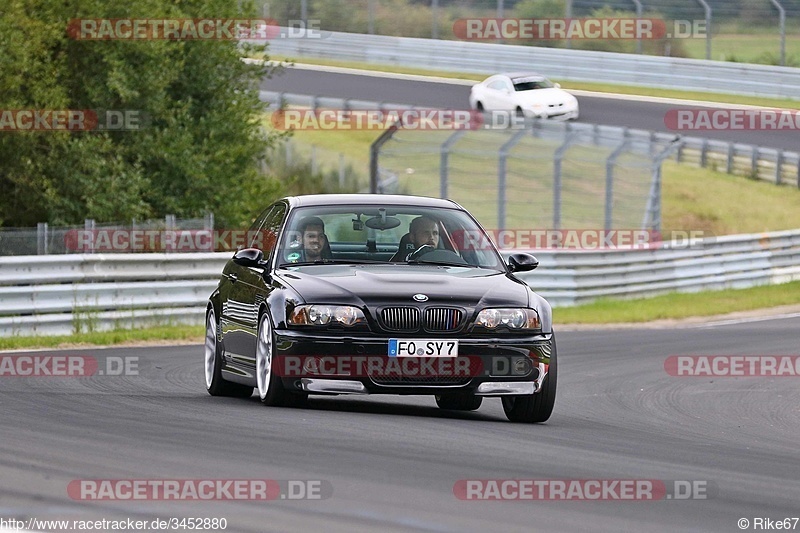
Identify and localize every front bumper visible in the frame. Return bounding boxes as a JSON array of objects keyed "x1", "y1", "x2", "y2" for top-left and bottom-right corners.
[{"x1": 273, "y1": 330, "x2": 554, "y2": 396}]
